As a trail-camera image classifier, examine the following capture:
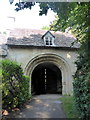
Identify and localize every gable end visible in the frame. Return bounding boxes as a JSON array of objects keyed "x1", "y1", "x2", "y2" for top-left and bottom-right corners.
[{"x1": 42, "y1": 31, "x2": 55, "y2": 39}]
